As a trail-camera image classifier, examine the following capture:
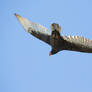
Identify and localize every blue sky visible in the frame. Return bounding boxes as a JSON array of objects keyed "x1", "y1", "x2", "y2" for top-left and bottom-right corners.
[{"x1": 1, "y1": 0, "x2": 92, "y2": 92}]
